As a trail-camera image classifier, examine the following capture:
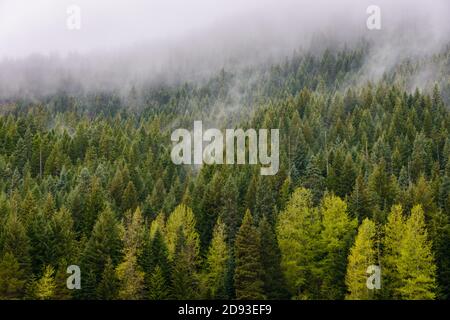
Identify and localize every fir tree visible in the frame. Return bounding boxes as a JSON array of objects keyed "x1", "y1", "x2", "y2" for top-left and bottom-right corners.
[
  {"x1": 234, "y1": 210, "x2": 265, "y2": 300},
  {"x1": 345, "y1": 218, "x2": 377, "y2": 300},
  {"x1": 258, "y1": 216, "x2": 289, "y2": 299},
  {"x1": 397, "y1": 205, "x2": 437, "y2": 299}
]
